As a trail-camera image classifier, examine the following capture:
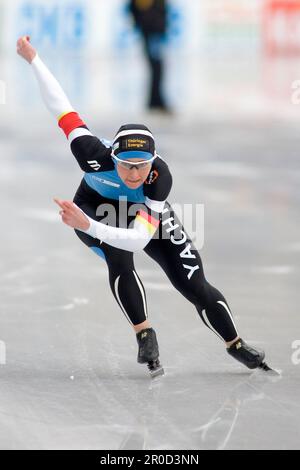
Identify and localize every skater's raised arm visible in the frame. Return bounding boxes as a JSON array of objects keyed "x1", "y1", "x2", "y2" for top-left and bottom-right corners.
[
  {"x1": 17, "y1": 37, "x2": 77, "y2": 126},
  {"x1": 17, "y1": 36, "x2": 111, "y2": 171}
]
